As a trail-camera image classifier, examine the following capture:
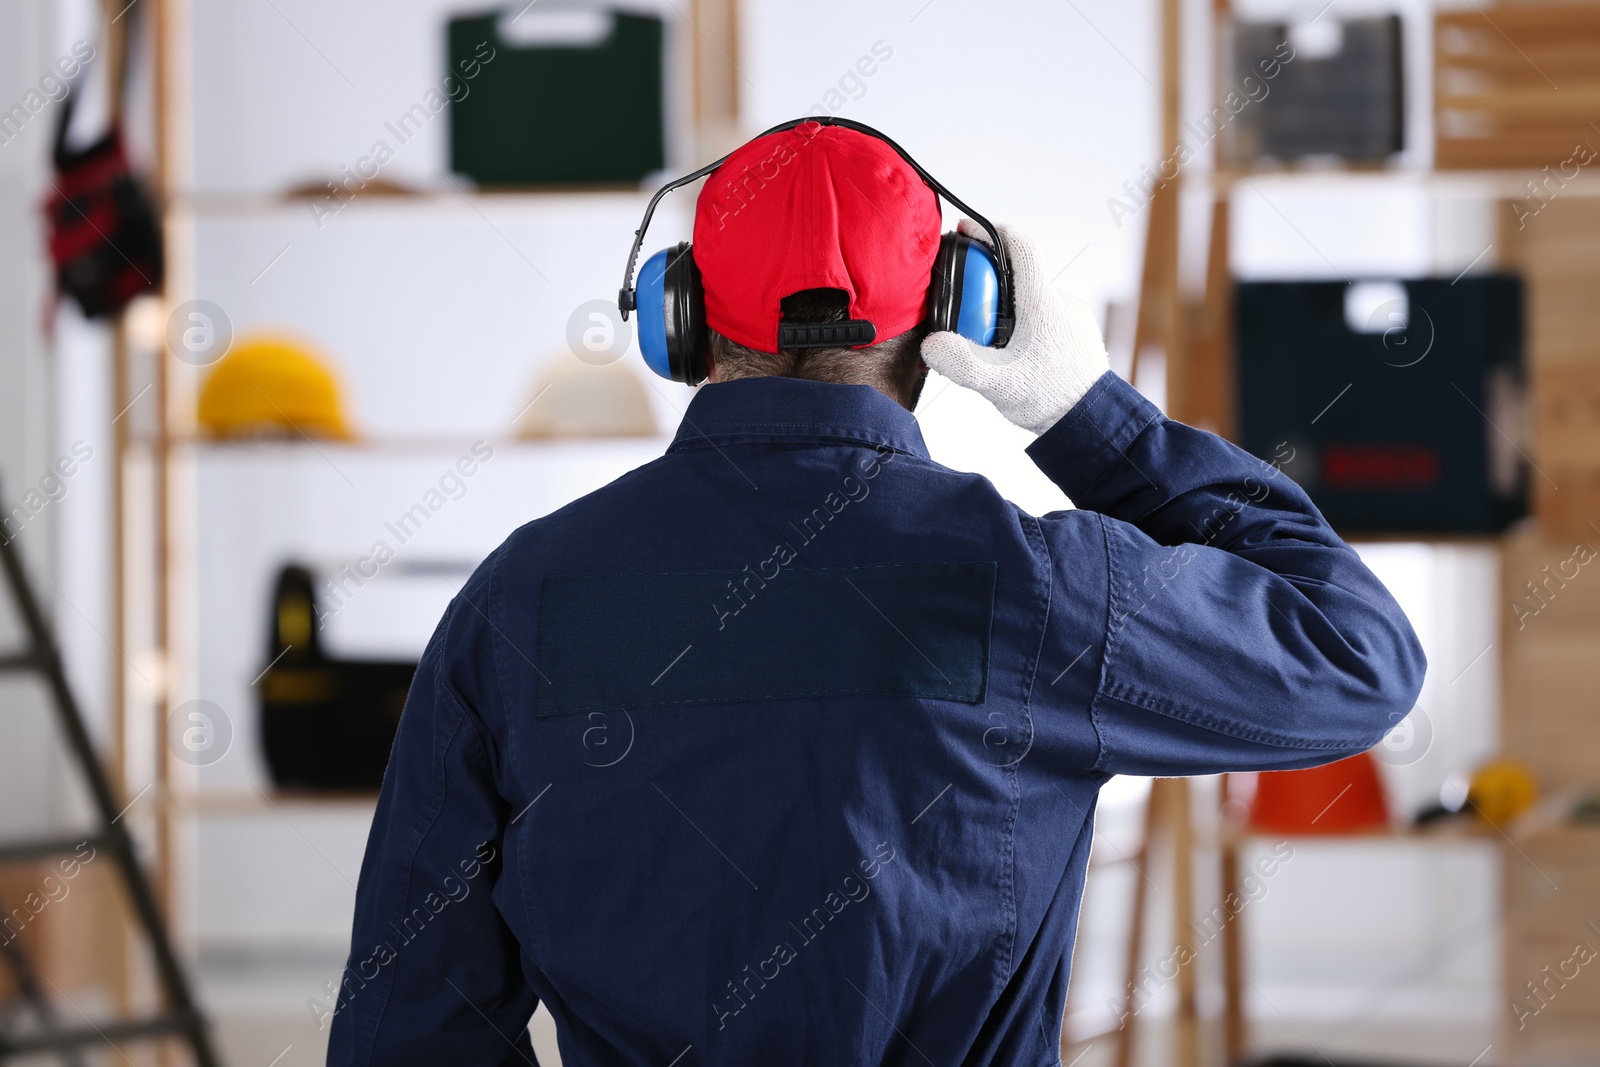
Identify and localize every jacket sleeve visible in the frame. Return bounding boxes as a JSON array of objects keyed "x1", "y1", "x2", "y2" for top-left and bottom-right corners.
[
  {"x1": 1026, "y1": 372, "x2": 1427, "y2": 777},
  {"x1": 326, "y1": 556, "x2": 538, "y2": 1066}
]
